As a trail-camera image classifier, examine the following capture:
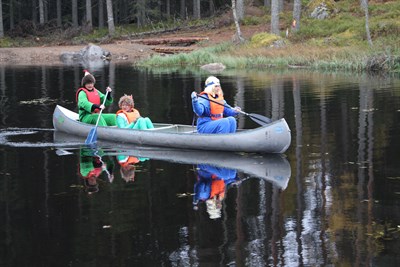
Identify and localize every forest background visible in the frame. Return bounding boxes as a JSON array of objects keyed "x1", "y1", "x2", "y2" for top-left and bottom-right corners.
[{"x1": 0, "y1": 0, "x2": 399, "y2": 72}]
